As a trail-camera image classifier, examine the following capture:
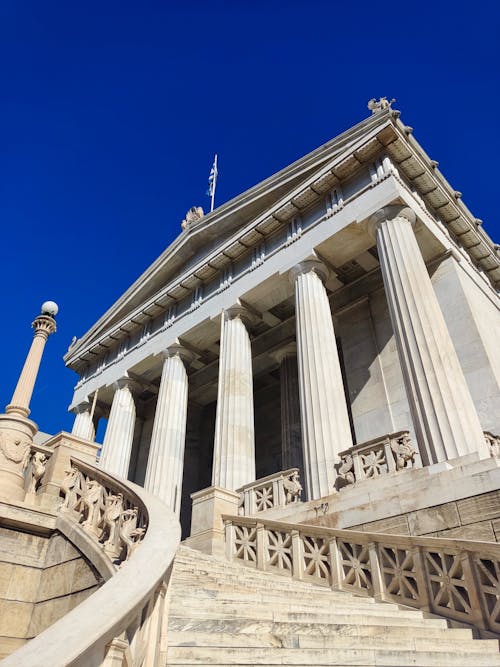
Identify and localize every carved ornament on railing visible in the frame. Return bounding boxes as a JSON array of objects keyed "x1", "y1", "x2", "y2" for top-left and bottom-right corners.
[
  {"x1": 337, "y1": 431, "x2": 417, "y2": 486},
  {"x1": 224, "y1": 515, "x2": 500, "y2": 638},
  {"x1": 59, "y1": 460, "x2": 147, "y2": 564},
  {"x1": 24, "y1": 443, "x2": 52, "y2": 495},
  {"x1": 237, "y1": 468, "x2": 302, "y2": 516},
  {"x1": 485, "y1": 431, "x2": 500, "y2": 459}
]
